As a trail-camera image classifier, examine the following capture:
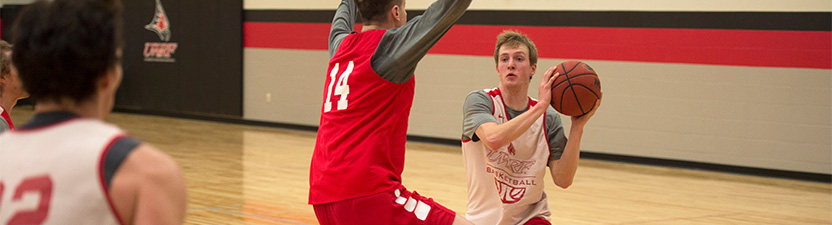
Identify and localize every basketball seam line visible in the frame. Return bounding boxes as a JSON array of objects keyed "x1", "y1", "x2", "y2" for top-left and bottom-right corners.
[
  {"x1": 553, "y1": 73, "x2": 597, "y2": 87},
  {"x1": 564, "y1": 62, "x2": 586, "y2": 114},
  {"x1": 556, "y1": 62, "x2": 569, "y2": 112},
  {"x1": 571, "y1": 83, "x2": 602, "y2": 99}
]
